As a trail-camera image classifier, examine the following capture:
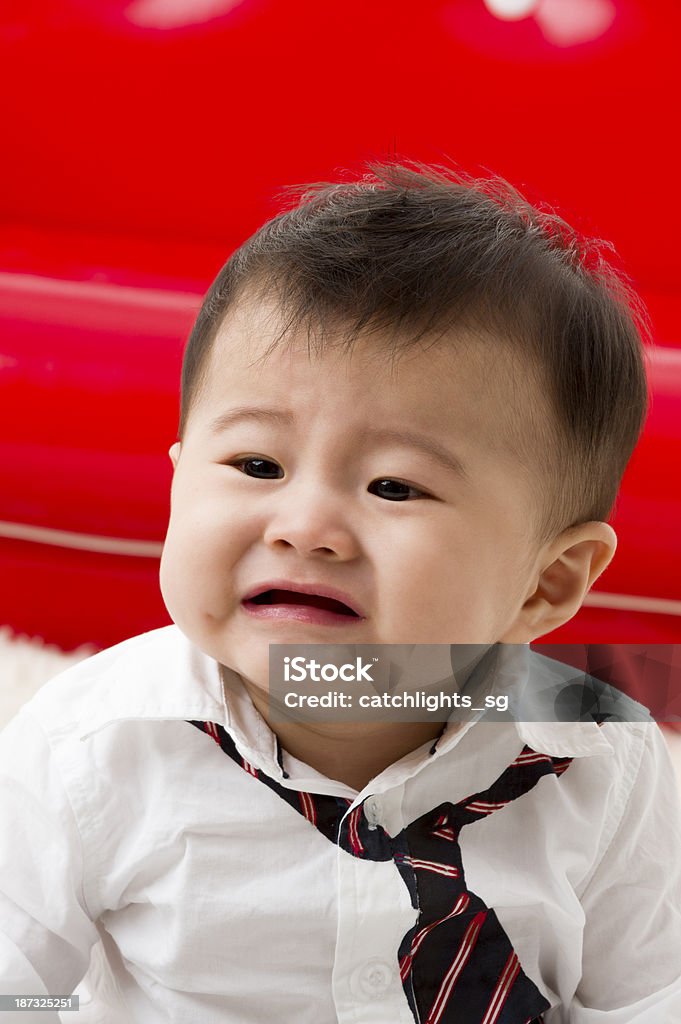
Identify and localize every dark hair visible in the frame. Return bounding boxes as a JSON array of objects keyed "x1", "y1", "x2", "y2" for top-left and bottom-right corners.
[{"x1": 179, "y1": 159, "x2": 650, "y2": 545}]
